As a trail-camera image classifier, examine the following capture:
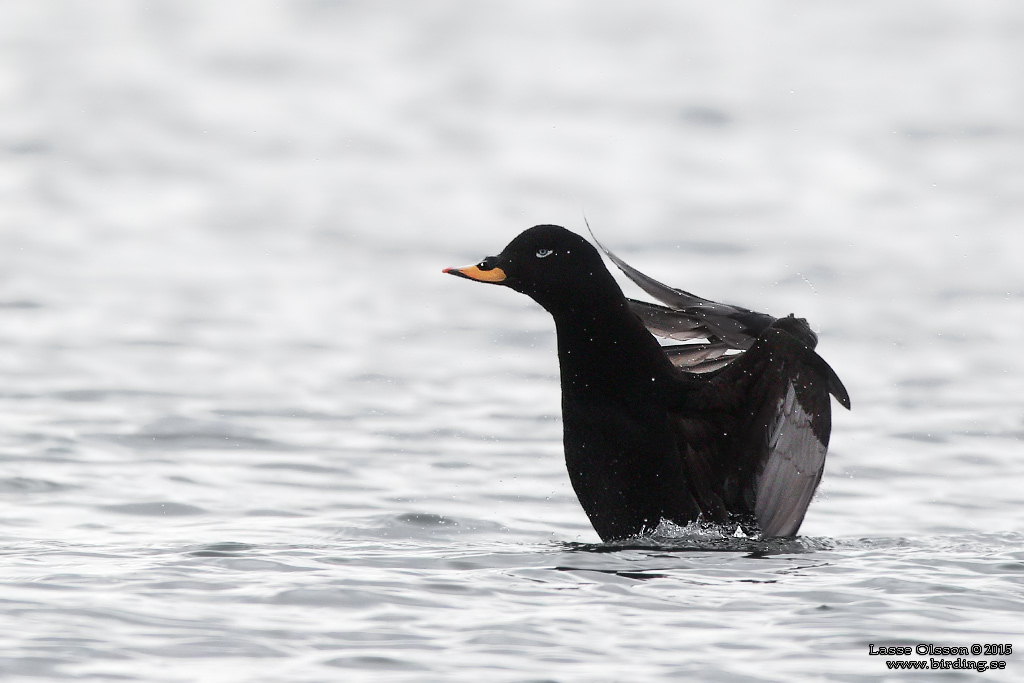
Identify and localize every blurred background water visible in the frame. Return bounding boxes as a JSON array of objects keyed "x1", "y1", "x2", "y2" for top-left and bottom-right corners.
[{"x1": 1, "y1": 1, "x2": 1023, "y2": 681}]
